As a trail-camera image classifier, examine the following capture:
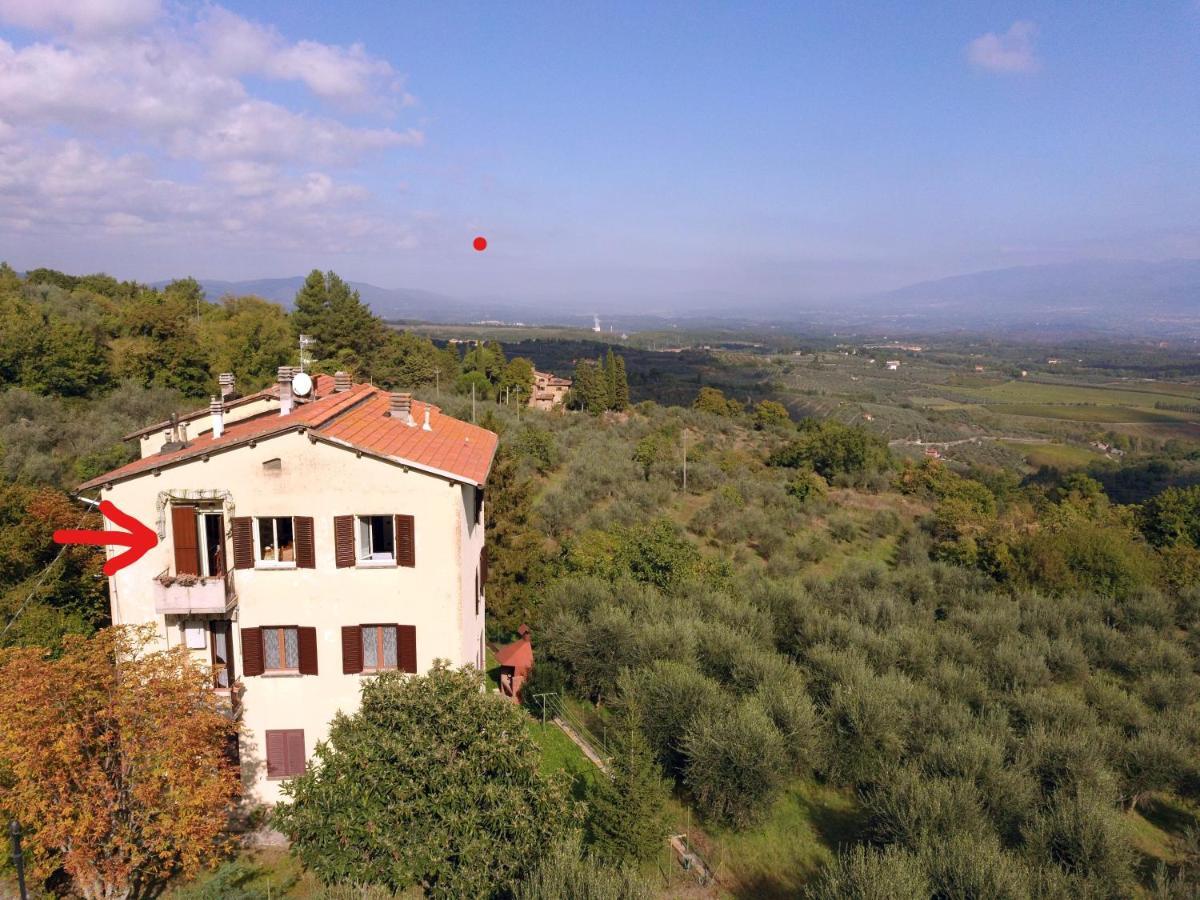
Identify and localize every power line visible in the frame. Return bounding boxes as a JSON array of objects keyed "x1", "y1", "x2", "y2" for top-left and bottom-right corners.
[{"x1": 1, "y1": 508, "x2": 93, "y2": 641}]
